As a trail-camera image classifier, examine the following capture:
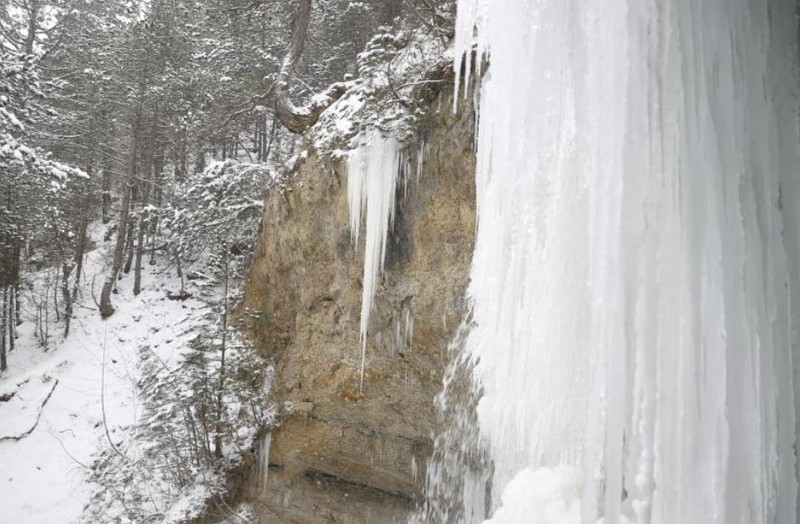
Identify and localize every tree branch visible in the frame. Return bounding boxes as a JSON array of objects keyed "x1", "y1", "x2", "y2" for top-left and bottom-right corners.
[
  {"x1": 0, "y1": 379, "x2": 59, "y2": 442},
  {"x1": 273, "y1": 0, "x2": 351, "y2": 133}
]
